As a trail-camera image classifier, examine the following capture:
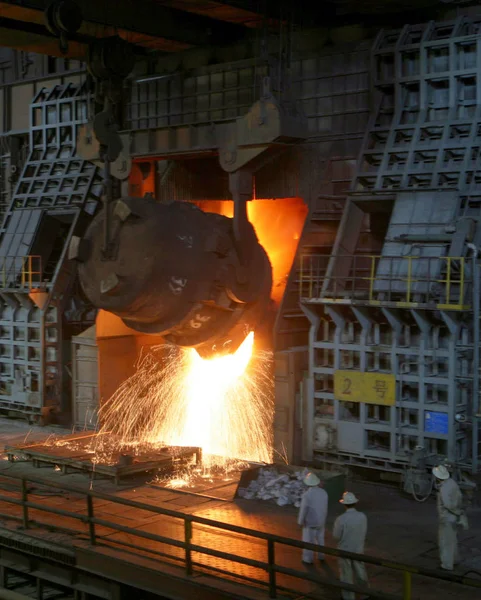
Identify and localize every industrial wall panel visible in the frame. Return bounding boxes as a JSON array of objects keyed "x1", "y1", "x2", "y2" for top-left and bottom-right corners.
[
  {"x1": 0, "y1": 88, "x2": 4, "y2": 133},
  {"x1": 127, "y1": 45, "x2": 371, "y2": 155},
  {"x1": 11, "y1": 83, "x2": 34, "y2": 132},
  {"x1": 72, "y1": 327, "x2": 98, "y2": 431},
  {"x1": 157, "y1": 158, "x2": 230, "y2": 202},
  {"x1": 302, "y1": 17, "x2": 481, "y2": 475},
  {"x1": 374, "y1": 191, "x2": 460, "y2": 296},
  {"x1": 147, "y1": 48, "x2": 370, "y2": 205},
  {"x1": 127, "y1": 60, "x2": 266, "y2": 131},
  {"x1": 0, "y1": 83, "x2": 101, "y2": 419},
  {"x1": 291, "y1": 47, "x2": 370, "y2": 137}
]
